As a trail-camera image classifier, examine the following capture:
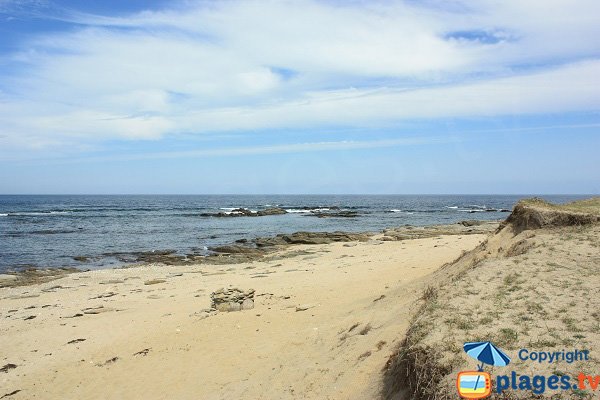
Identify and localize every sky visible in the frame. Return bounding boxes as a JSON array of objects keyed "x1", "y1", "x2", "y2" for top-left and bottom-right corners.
[{"x1": 0, "y1": 0, "x2": 598, "y2": 194}]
